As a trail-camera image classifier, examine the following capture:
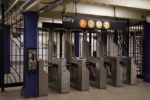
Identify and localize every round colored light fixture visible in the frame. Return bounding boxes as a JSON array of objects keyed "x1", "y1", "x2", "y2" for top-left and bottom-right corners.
[
  {"x1": 79, "y1": 19, "x2": 87, "y2": 28},
  {"x1": 88, "y1": 20, "x2": 95, "y2": 28},
  {"x1": 96, "y1": 21, "x2": 102, "y2": 29},
  {"x1": 103, "y1": 21, "x2": 110, "y2": 29}
]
